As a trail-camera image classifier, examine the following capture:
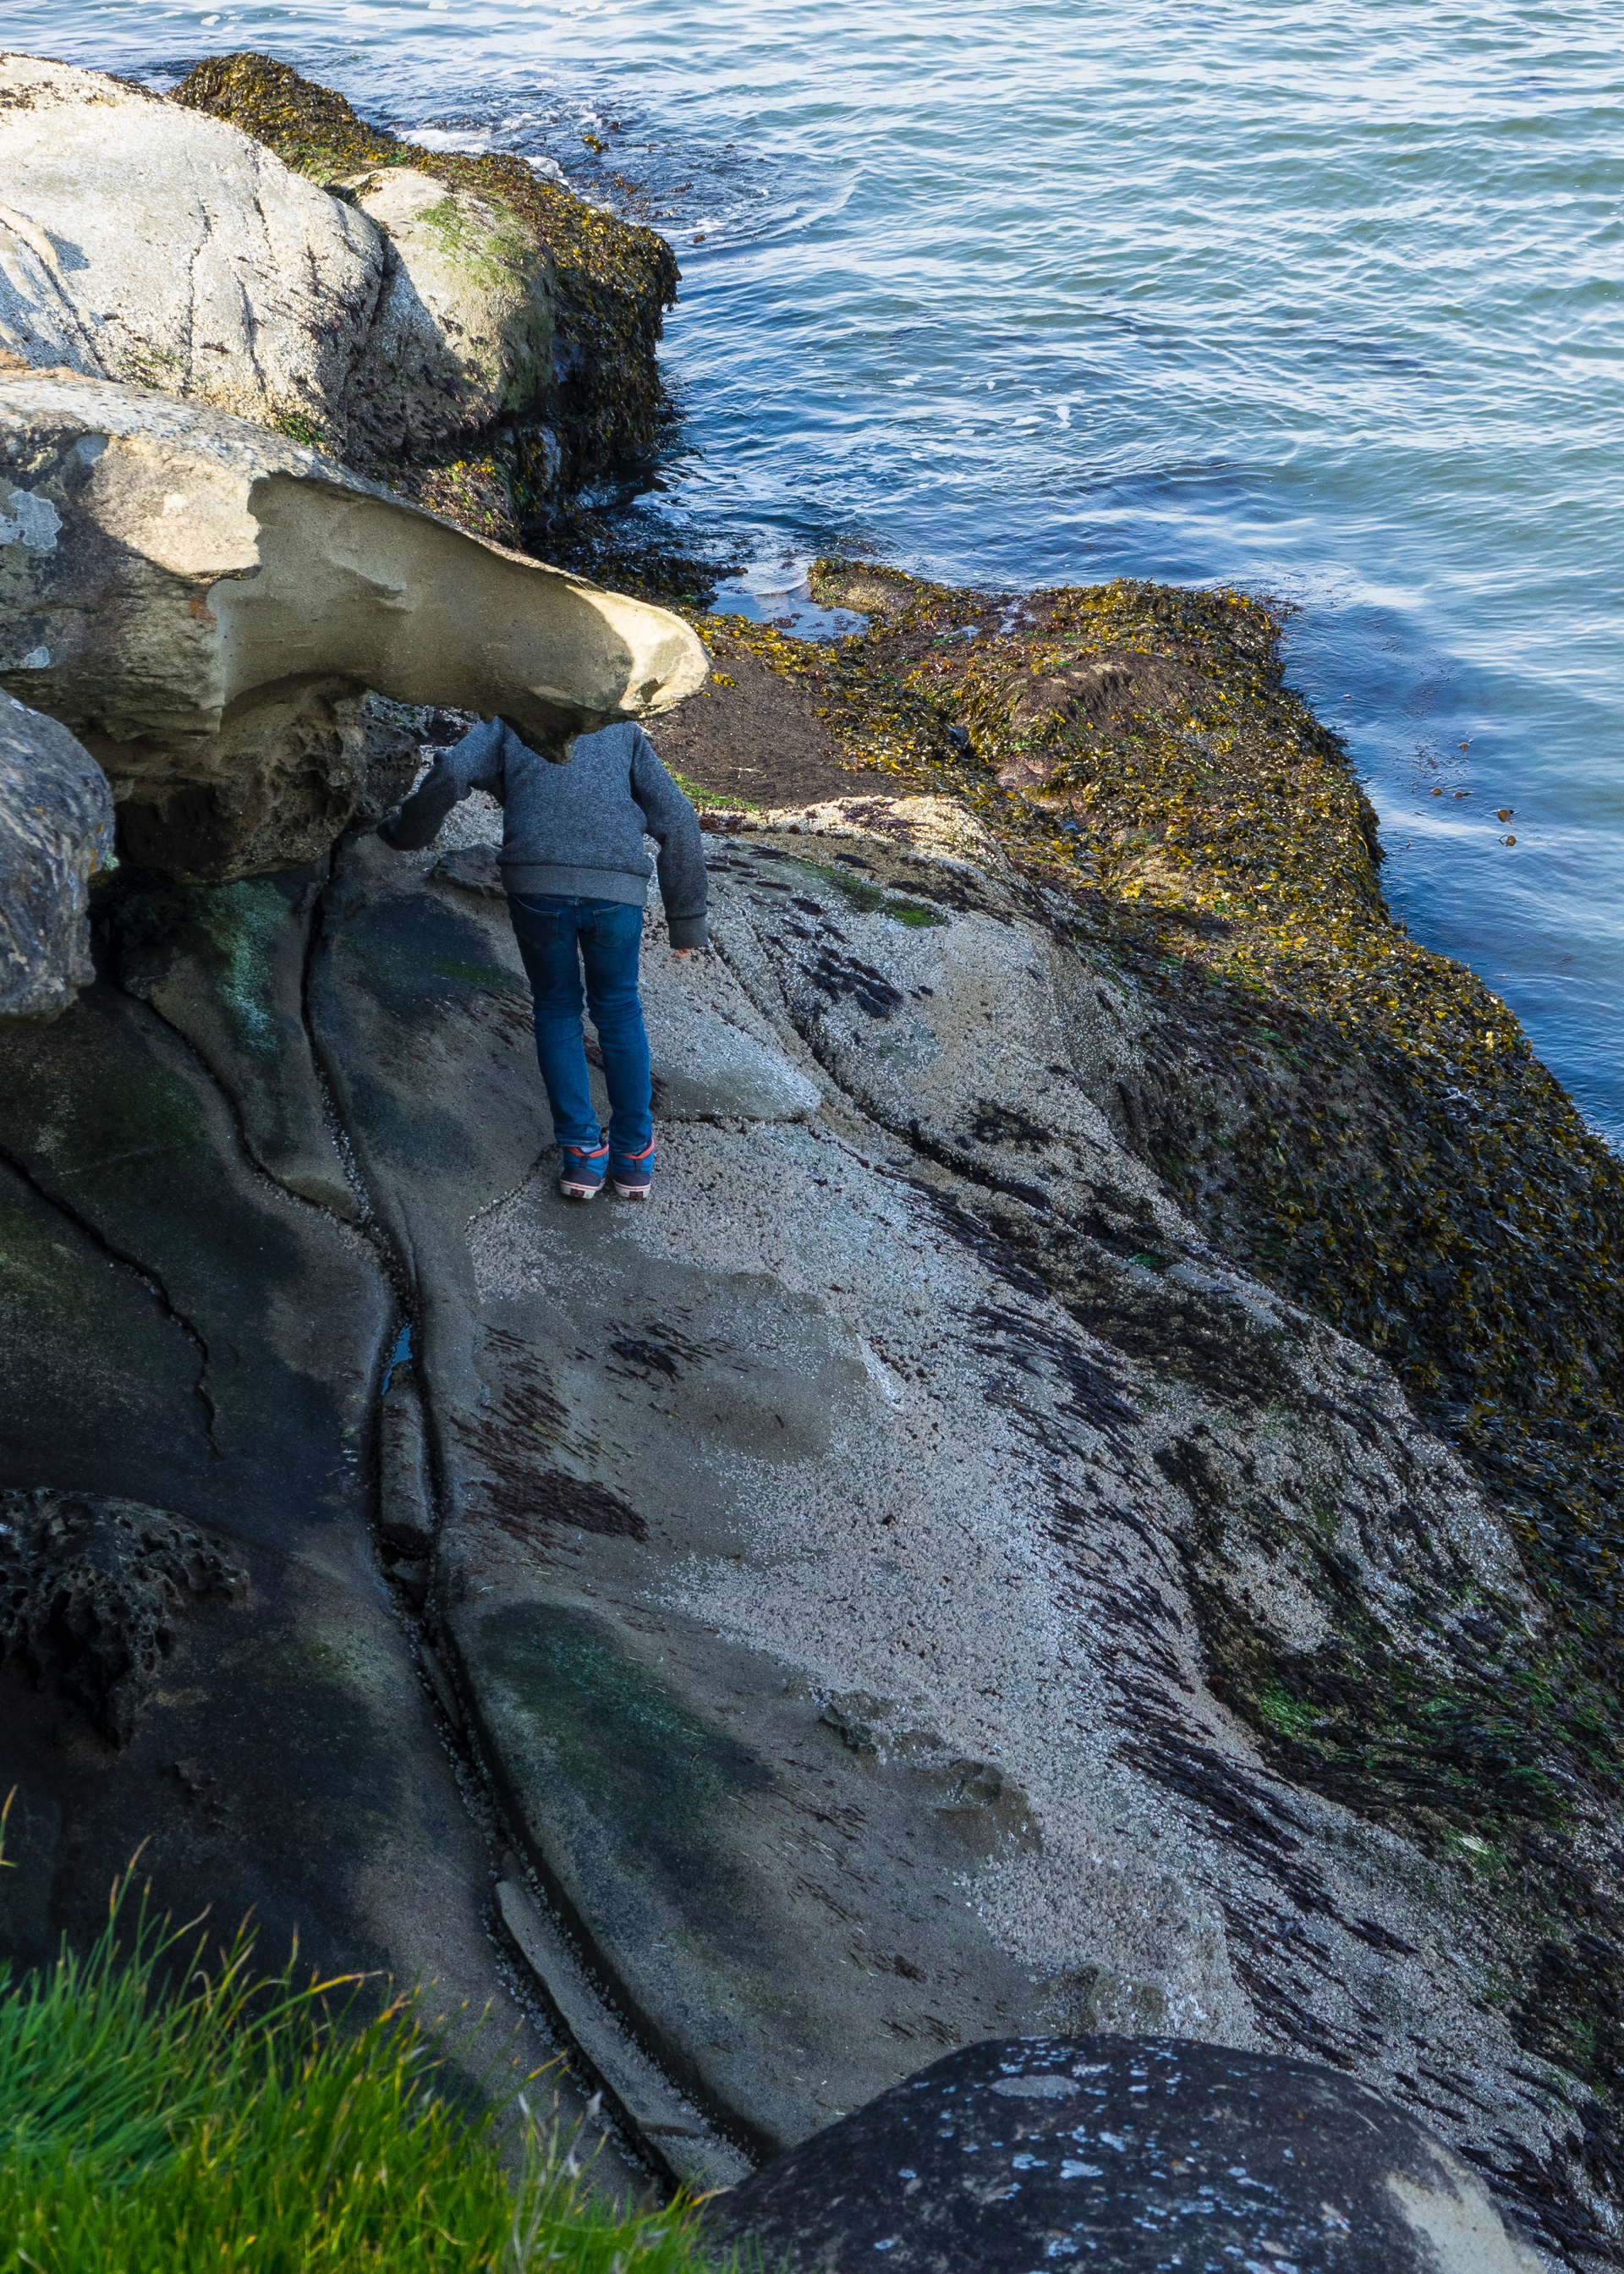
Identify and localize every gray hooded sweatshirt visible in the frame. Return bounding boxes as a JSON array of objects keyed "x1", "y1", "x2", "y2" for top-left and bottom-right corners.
[{"x1": 383, "y1": 718, "x2": 710, "y2": 950}]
